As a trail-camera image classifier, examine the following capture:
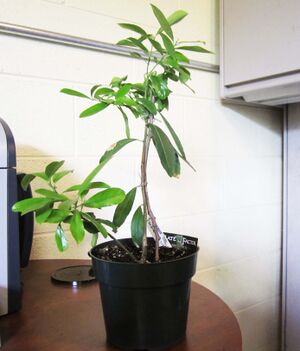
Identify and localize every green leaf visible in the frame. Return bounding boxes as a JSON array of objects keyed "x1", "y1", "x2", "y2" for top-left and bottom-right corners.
[
  {"x1": 46, "y1": 209, "x2": 69, "y2": 223},
  {"x1": 160, "y1": 33, "x2": 175, "y2": 56},
  {"x1": 32, "y1": 172, "x2": 49, "y2": 181},
  {"x1": 35, "y1": 203, "x2": 53, "y2": 224},
  {"x1": 80, "y1": 102, "x2": 109, "y2": 118},
  {"x1": 177, "y1": 45, "x2": 212, "y2": 53},
  {"x1": 175, "y1": 51, "x2": 190, "y2": 63},
  {"x1": 91, "y1": 233, "x2": 98, "y2": 247},
  {"x1": 81, "y1": 213, "x2": 108, "y2": 238},
  {"x1": 118, "y1": 23, "x2": 147, "y2": 36},
  {"x1": 55, "y1": 225, "x2": 69, "y2": 252},
  {"x1": 94, "y1": 87, "x2": 114, "y2": 98},
  {"x1": 113, "y1": 187, "x2": 136, "y2": 227},
  {"x1": 52, "y1": 170, "x2": 73, "y2": 183},
  {"x1": 129, "y1": 52, "x2": 143, "y2": 59},
  {"x1": 45, "y1": 161, "x2": 64, "y2": 178},
  {"x1": 12, "y1": 198, "x2": 53, "y2": 215},
  {"x1": 119, "y1": 108, "x2": 130, "y2": 138},
  {"x1": 127, "y1": 37, "x2": 148, "y2": 53},
  {"x1": 150, "y1": 75, "x2": 170, "y2": 100},
  {"x1": 60, "y1": 88, "x2": 89, "y2": 99},
  {"x1": 149, "y1": 124, "x2": 180, "y2": 177},
  {"x1": 115, "y1": 96, "x2": 137, "y2": 107},
  {"x1": 131, "y1": 206, "x2": 144, "y2": 247},
  {"x1": 160, "y1": 114, "x2": 185, "y2": 158},
  {"x1": 148, "y1": 37, "x2": 164, "y2": 54},
  {"x1": 110, "y1": 76, "x2": 128, "y2": 87},
  {"x1": 177, "y1": 66, "x2": 191, "y2": 83},
  {"x1": 138, "y1": 98, "x2": 157, "y2": 114},
  {"x1": 115, "y1": 84, "x2": 132, "y2": 99},
  {"x1": 35, "y1": 189, "x2": 68, "y2": 201},
  {"x1": 99, "y1": 138, "x2": 136, "y2": 164},
  {"x1": 70, "y1": 211, "x2": 85, "y2": 244},
  {"x1": 151, "y1": 4, "x2": 173, "y2": 40},
  {"x1": 64, "y1": 181, "x2": 110, "y2": 193},
  {"x1": 84, "y1": 188, "x2": 125, "y2": 208},
  {"x1": 91, "y1": 84, "x2": 102, "y2": 96},
  {"x1": 20, "y1": 174, "x2": 35, "y2": 191},
  {"x1": 167, "y1": 10, "x2": 188, "y2": 26}
]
